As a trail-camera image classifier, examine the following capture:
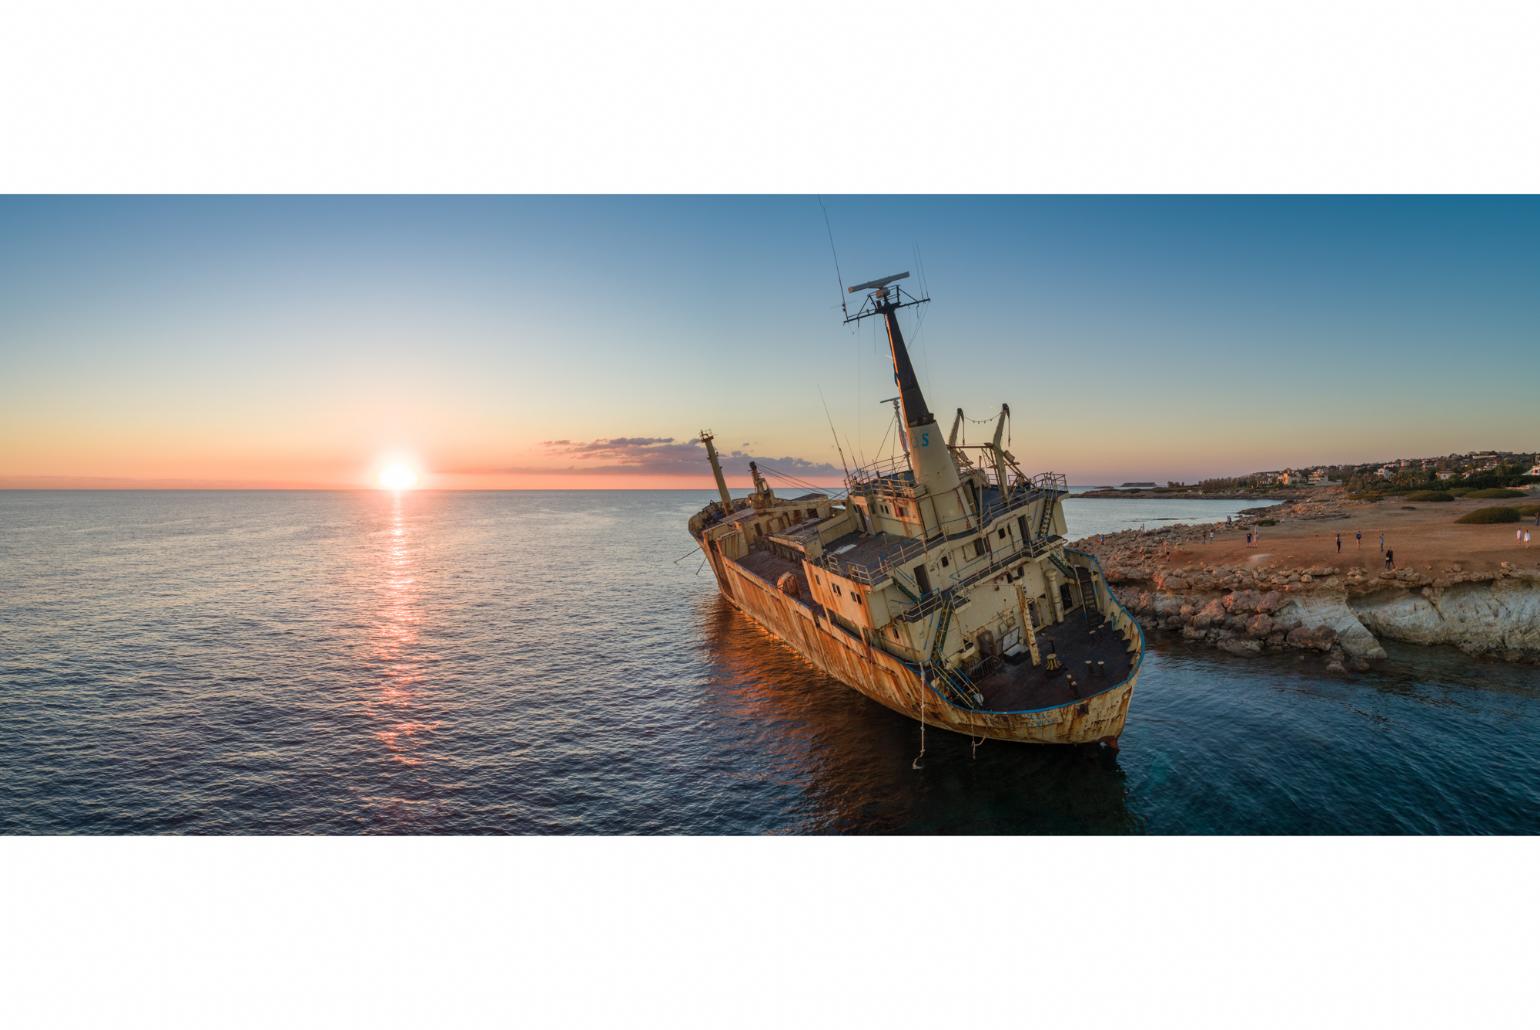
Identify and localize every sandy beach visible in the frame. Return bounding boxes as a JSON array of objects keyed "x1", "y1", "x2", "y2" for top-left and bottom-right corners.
[
  {"x1": 1081, "y1": 485, "x2": 1540, "y2": 667},
  {"x1": 1156, "y1": 489, "x2": 1540, "y2": 579}
]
